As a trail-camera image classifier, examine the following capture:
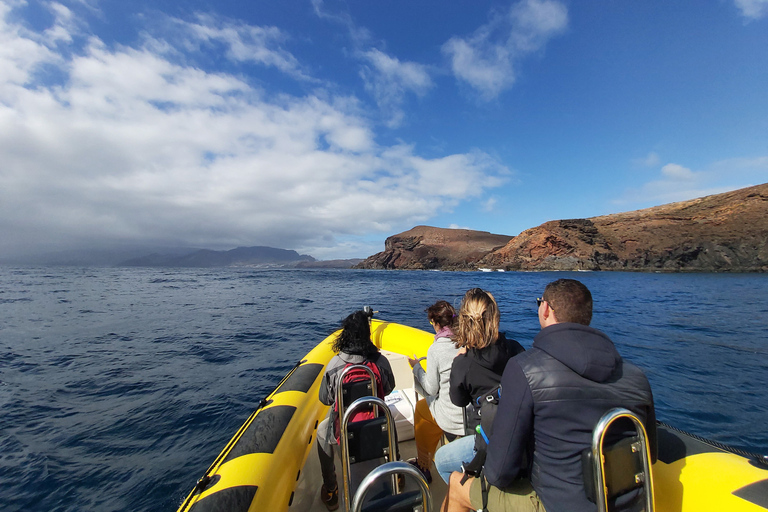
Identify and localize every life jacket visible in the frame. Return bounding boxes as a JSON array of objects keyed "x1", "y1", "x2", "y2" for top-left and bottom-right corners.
[{"x1": 333, "y1": 361, "x2": 385, "y2": 444}]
